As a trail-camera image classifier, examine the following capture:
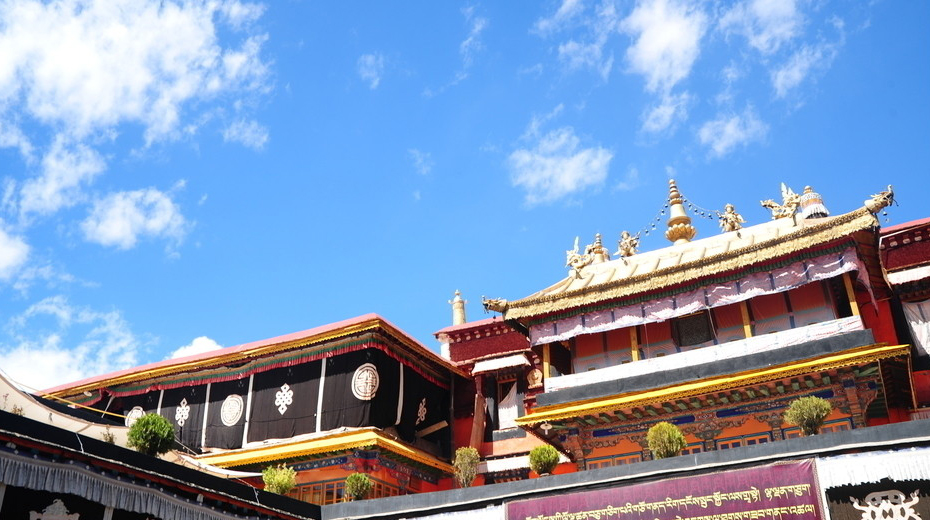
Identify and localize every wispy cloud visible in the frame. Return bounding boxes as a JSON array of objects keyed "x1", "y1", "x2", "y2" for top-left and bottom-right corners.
[
  {"x1": 357, "y1": 53, "x2": 385, "y2": 89},
  {"x1": 81, "y1": 188, "x2": 188, "y2": 251},
  {"x1": 408, "y1": 149, "x2": 434, "y2": 175},
  {"x1": 18, "y1": 138, "x2": 106, "y2": 218},
  {"x1": 620, "y1": 0, "x2": 707, "y2": 134},
  {"x1": 698, "y1": 105, "x2": 768, "y2": 158},
  {"x1": 509, "y1": 126, "x2": 612, "y2": 205},
  {"x1": 0, "y1": 296, "x2": 143, "y2": 390},
  {"x1": 771, "y1": 41, "x2": 839, "y2": 98},
  {"x1": 719, "y1": 0, "x2": 803, "y2": 55},
  {"x1": 614, "y1": 166, "x2": 641, "y2": 191},
  {"x1": 536, "y1": 0, "x2": 618, "y2": 81},
  {"x1": 424, "y1": 7, "x2": 488, "y2": 96},
  {"x1": 223, "y1": 119, "x2": 269, "y2": 150}
]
